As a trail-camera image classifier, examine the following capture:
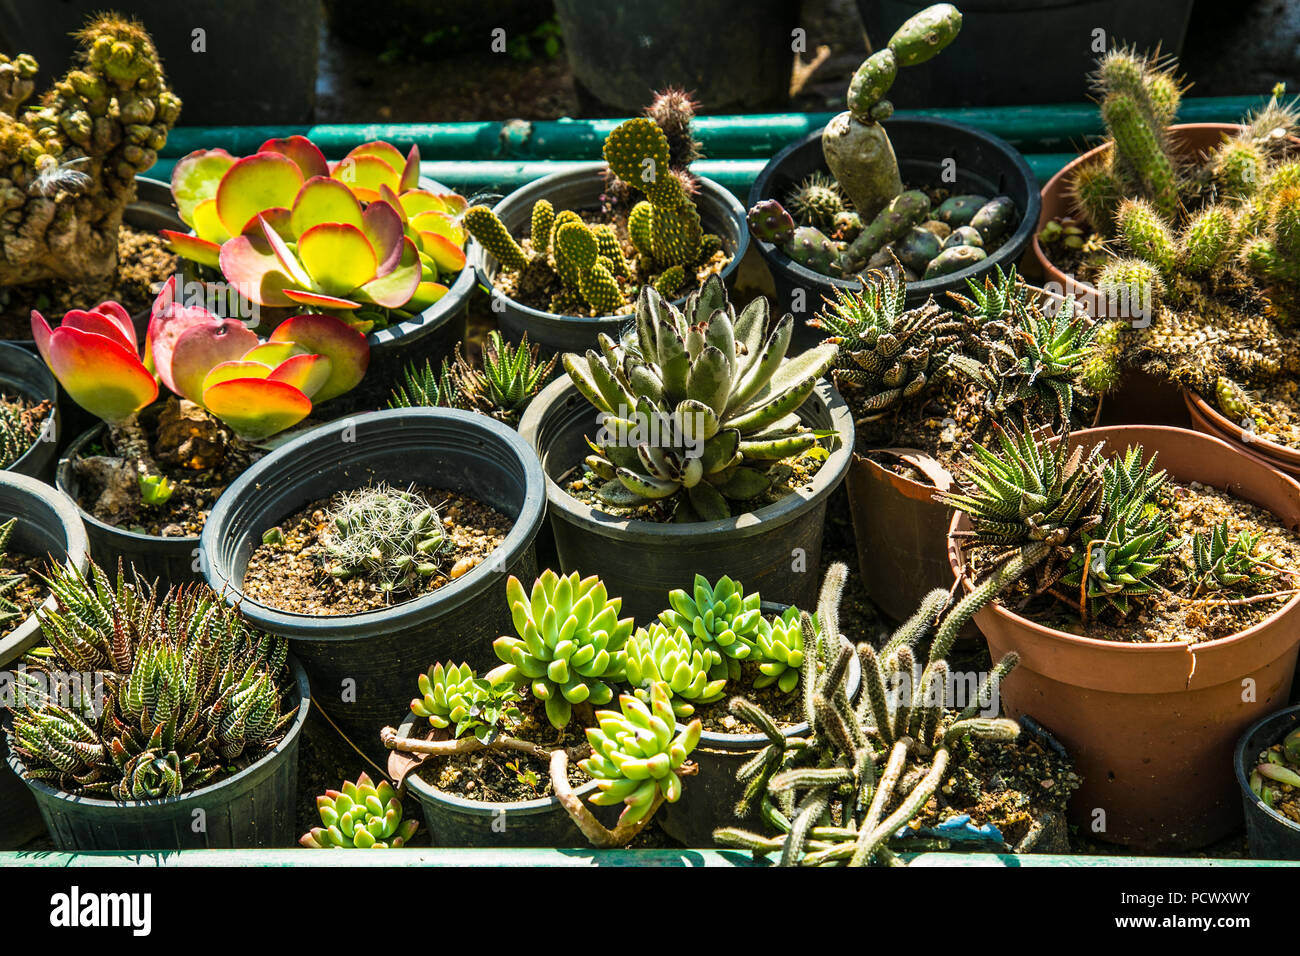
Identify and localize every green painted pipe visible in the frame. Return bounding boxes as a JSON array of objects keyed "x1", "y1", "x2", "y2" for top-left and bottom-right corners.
[
  {"x1": 159, "y1": 94, "x2": 1268, "y2": 161},
  {"x1": 0, "y1": 848, "x2": 1292, "y2": 866},
  {"x1": 147, "y1": 153, "x2": 1076, "y2": 198}
]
